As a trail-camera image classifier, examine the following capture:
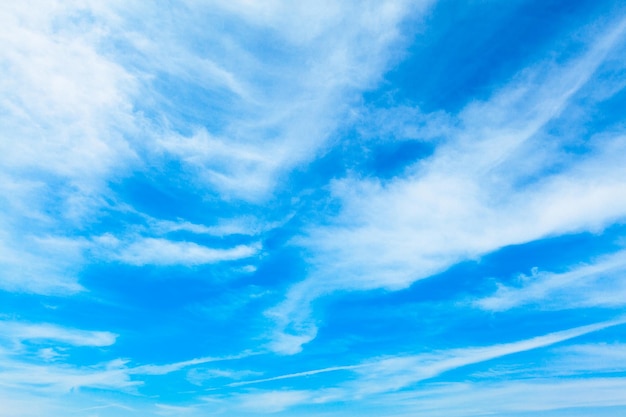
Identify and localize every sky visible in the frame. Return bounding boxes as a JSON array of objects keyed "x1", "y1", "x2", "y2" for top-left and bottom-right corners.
[{"x1": 1, "y1": 0, "x2": 626, "y2": 416}]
